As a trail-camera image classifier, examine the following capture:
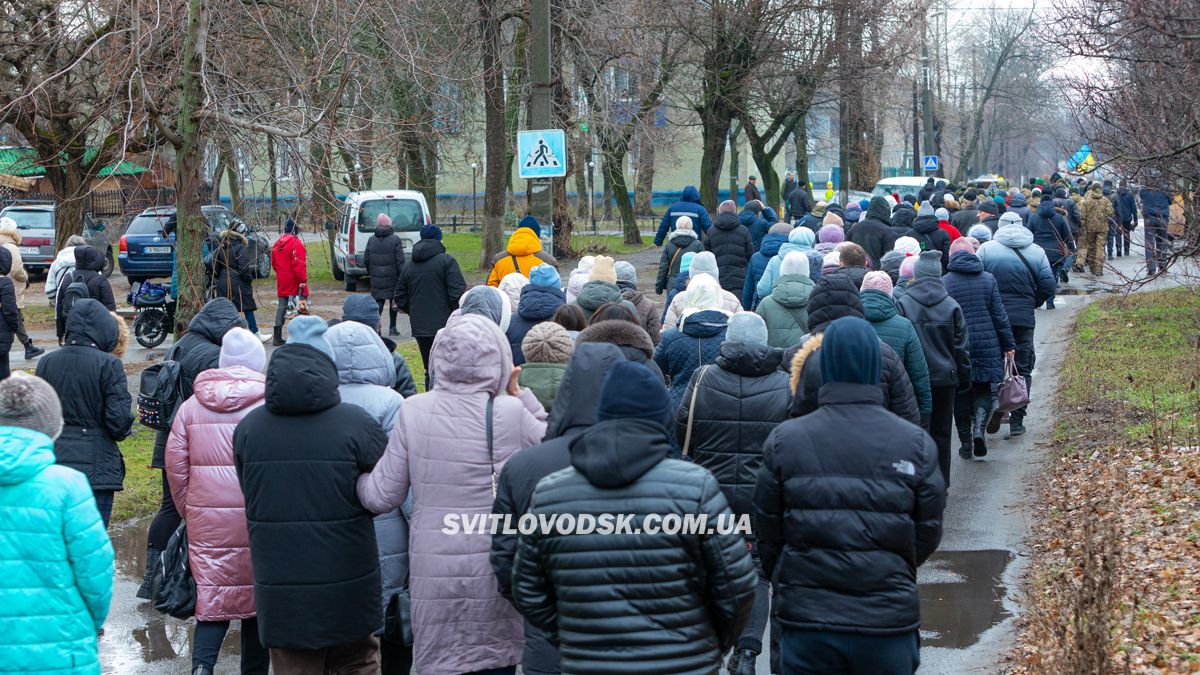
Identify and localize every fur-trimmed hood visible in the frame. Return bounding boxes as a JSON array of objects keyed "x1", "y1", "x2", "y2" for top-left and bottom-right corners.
[
  {"x1": 110, "y1": 311, "x2": 128, "y2": 359},
  {"x1": 789, "y1": 333, "x2": 822, "y2": 395},
  {"x1": 0, "y1": 229, "x2": 21, "y2": 247},
  {"x1": 576, "y1": 319, "x2": 654, "y2": 361}
]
